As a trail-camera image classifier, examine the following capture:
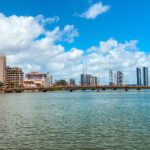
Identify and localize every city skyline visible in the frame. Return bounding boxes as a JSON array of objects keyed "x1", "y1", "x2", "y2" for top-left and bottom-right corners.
[
  {"x1": 0, "y1": 0, "x2": 150, "y2": 84},
  {"x1": 1, "y1": 54, "x2": 150, "y2": 86}
]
